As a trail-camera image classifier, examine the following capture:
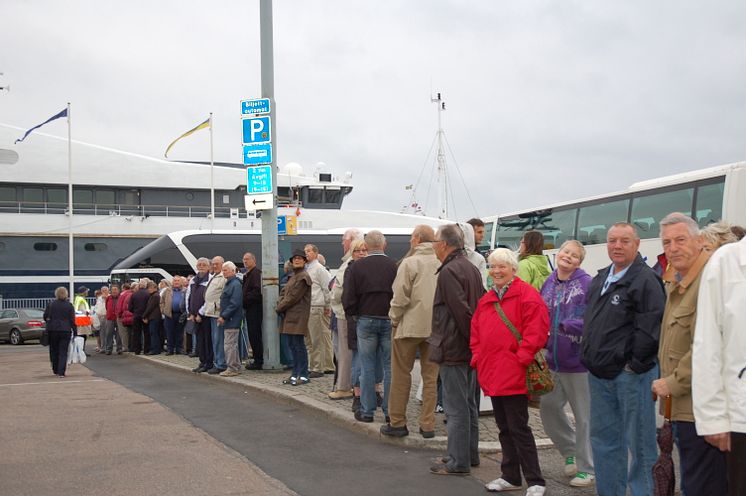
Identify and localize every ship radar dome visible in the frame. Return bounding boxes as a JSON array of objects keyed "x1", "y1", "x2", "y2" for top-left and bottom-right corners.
[{"x1": 282, "y1": 162, "x2": 304, "y2": 177}]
